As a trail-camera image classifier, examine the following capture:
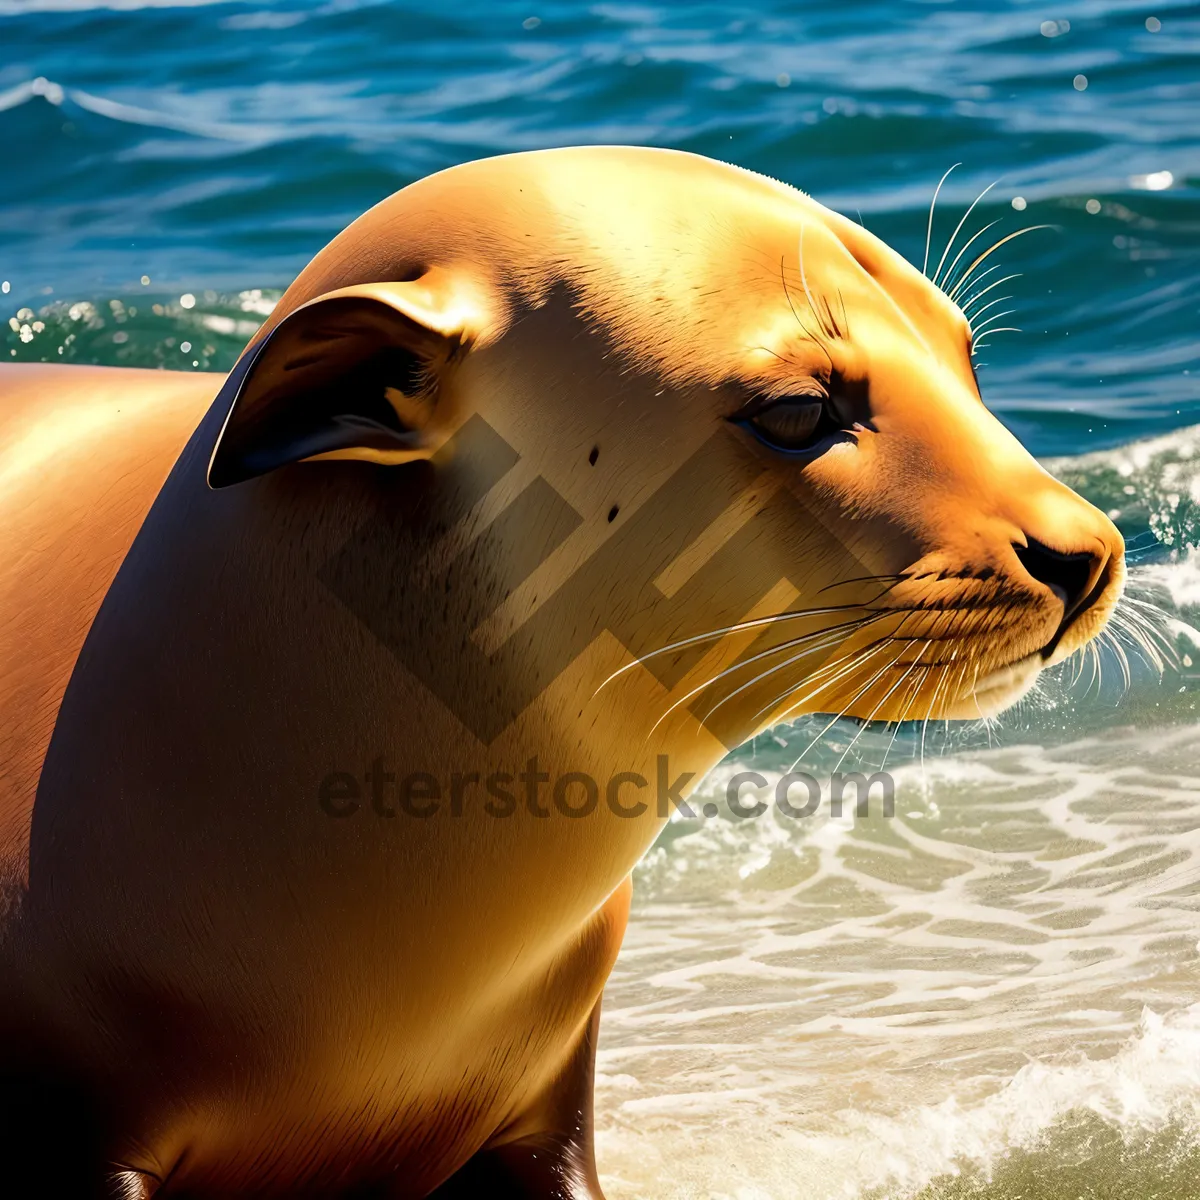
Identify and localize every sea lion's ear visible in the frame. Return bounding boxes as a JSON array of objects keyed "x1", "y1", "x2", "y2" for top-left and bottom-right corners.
[{"x1": 207, "y1": 277, "x2": 472, "y2": 488}]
